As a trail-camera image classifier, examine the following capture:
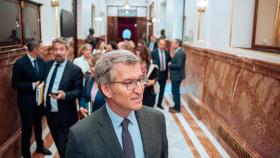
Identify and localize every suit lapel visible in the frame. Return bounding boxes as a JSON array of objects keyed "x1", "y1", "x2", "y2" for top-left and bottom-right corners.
[
  {"x1": 45, "y1": 61, "x2": 55, "y2": 80},
  {"x1": 23, "y1": 55, "x2": 37, "y2": 80},
  {"x1": 136, "y1": 109, "x2": 154, "y2": 158},
  {"x1": 97, "y1": 107, "x2": 124, "y2": 158},
  {"x1": 165, "y1": 51, "x2": 169, "y2": 65},
  {"x1": 37, "y1": 59, "x2": 44, "y2": 80},
  {"x1": 58, "y1": 61, "x2": 70, "y2": 90}
]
